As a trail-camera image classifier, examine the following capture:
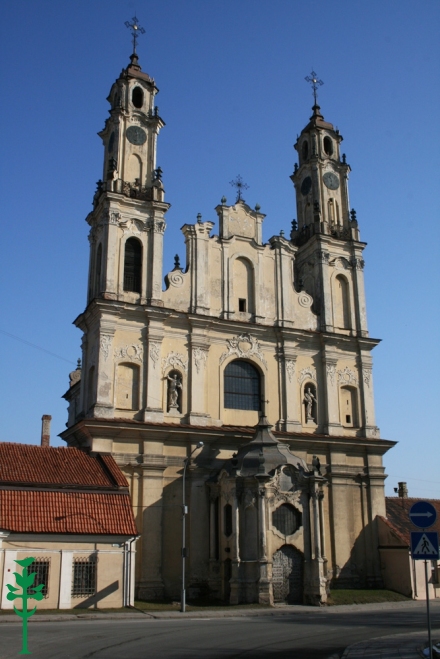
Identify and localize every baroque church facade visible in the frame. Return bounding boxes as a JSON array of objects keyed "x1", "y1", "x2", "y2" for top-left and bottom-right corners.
[{"x1": 61, "y1": 50, "x2": 395, "y2": 605}]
